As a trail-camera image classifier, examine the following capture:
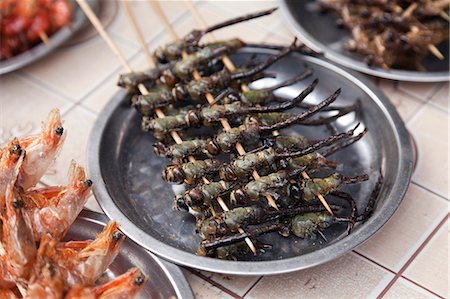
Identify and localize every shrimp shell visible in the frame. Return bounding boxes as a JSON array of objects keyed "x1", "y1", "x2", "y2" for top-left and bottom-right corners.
[{"x1": 17, "y1": 108, "x2": 66, "y2": 190}]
